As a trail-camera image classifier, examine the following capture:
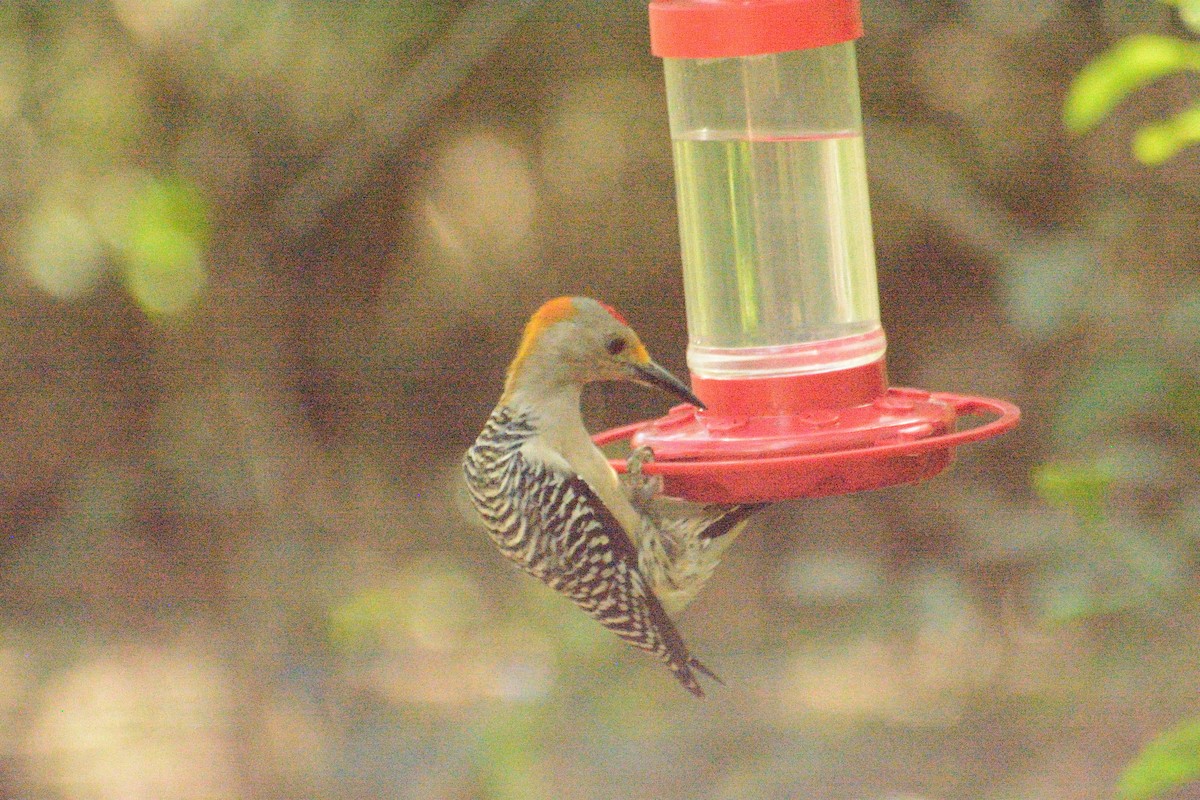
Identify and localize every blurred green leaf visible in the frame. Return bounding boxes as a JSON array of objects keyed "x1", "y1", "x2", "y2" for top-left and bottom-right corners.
[
  {"x1": 1132, "y1": 103, "x2": 1200, "y2": 163},
  {"x1": 326, "y1": 559, "x2": 486, "y2": 654},
  {"x1": 1185, "y1": 5, "x2": 1200, "y2": 34},
  {"x1": 476, "y1": 704, "x2": 552, "y2": 800},
  {"x1": 1117, "y1": 717, "x2": 1200, "y2": 800},
  {"x1": 126, "y1": 176, "x2": 212, "y2": 245},
  {"x1": 1161, "y1": 0, "x2": 1200, "y2": 34},
  {"x1": 1033, "y1": 461, "x2": 1116, "y2": 519},
  {"x1": 117, "y1": 176, "x2": 211, "y2": 318},
  {"x1": 122, "y1": 226, "x2": 208, "y2": 318},
  {"x1": 327, "y1": 587, "x2": 401, "y2": 653},
  {"x1": 1064, "y1": 35, "x2": 1200, "y2": 134}
]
